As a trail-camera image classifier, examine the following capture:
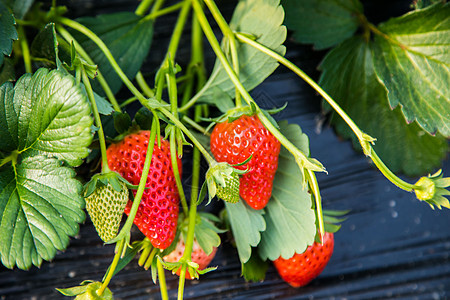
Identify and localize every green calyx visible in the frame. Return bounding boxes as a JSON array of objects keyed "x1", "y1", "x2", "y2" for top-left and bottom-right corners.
[
  {"x1": 414, "y1": 170, "x2": 450, "y2": 210},
  {"x1": 57, "y1": 280, "x2": 113, "y2": 299}
]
